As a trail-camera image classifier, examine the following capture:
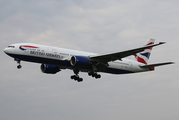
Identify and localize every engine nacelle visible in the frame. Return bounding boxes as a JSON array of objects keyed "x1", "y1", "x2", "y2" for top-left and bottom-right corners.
[
  {"x1": 70, "y1": 56, "x2": 90, "y2": 67},
  {"x1": 41, "y1": 64, "x2": 60, "y2": 74}
]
